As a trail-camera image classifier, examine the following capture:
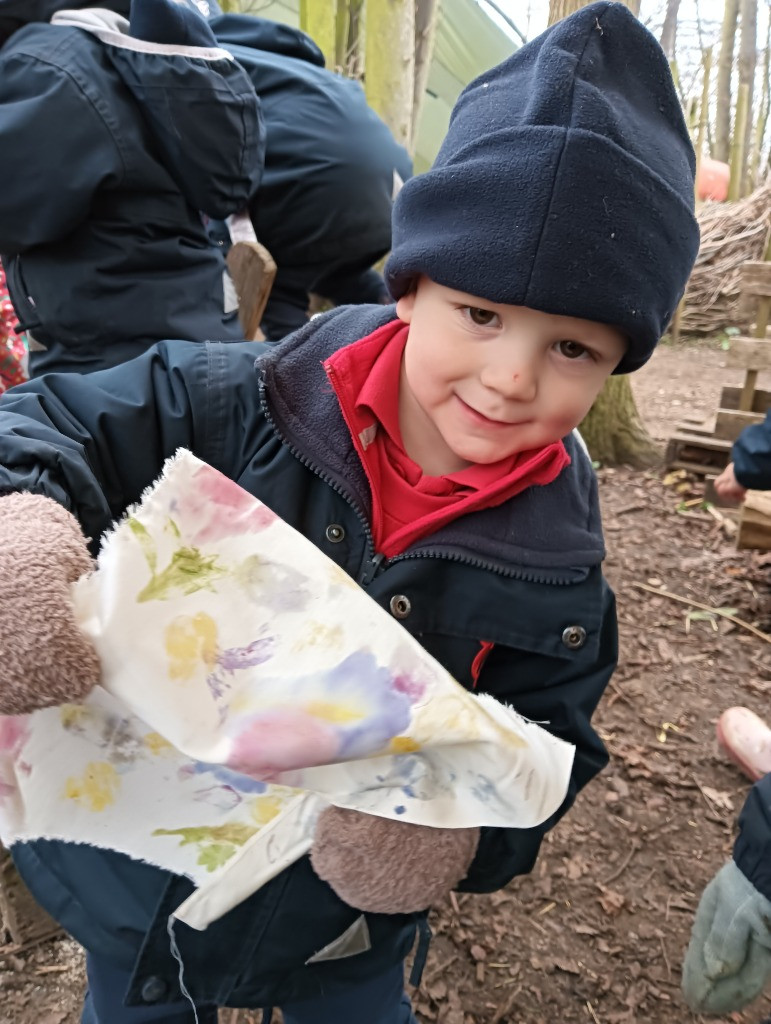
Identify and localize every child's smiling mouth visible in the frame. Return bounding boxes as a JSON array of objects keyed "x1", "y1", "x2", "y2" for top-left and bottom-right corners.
[{"x1": 454, "y1": 395, "x2": 527, "y2": 429}]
